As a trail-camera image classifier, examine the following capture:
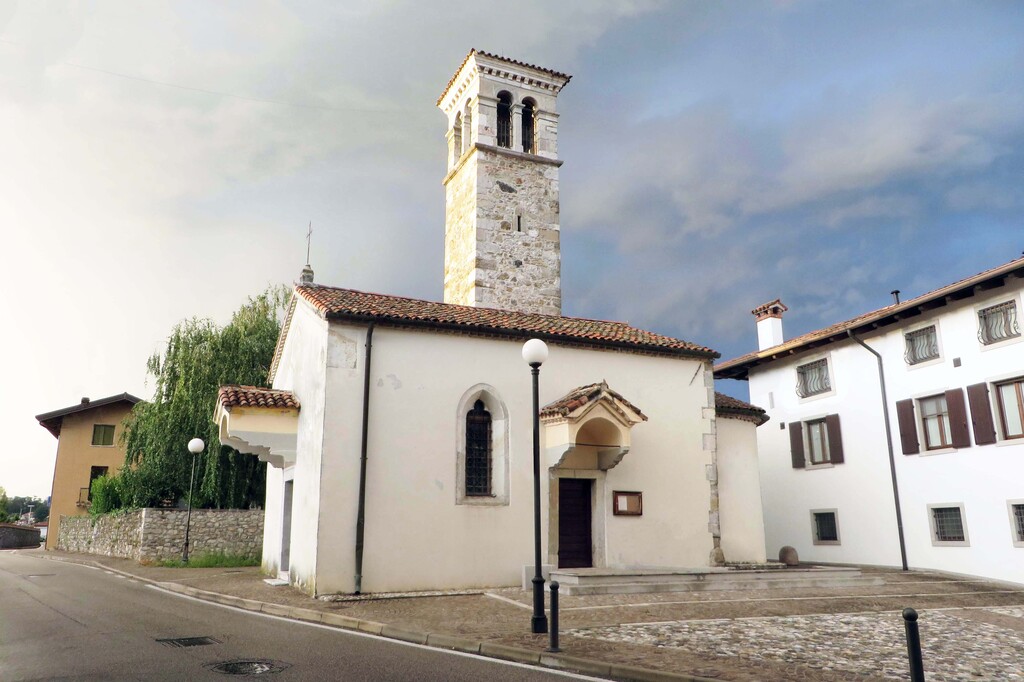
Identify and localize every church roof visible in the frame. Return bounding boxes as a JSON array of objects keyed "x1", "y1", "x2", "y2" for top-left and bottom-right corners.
[
  {"x1": 269, "y1": 284, "x2": 717, "y2": 382},
  {"x1": 218, "y1": 385, "x2": 300, "y2": 411},
  {"x1": 714, "y1": 392, "x2": 769, "y2": 425}
]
